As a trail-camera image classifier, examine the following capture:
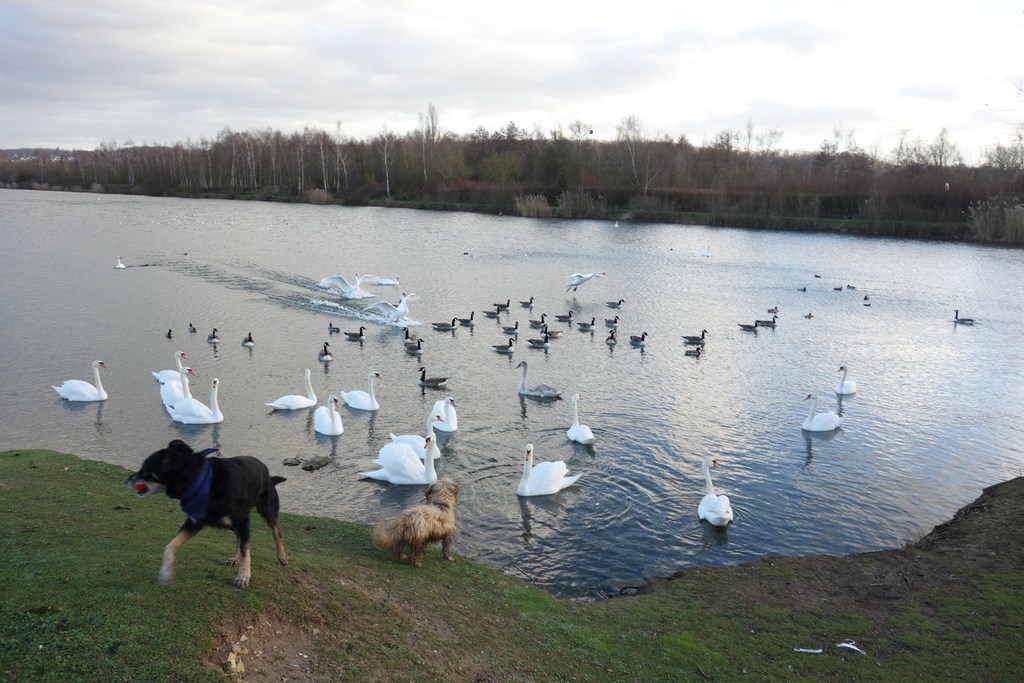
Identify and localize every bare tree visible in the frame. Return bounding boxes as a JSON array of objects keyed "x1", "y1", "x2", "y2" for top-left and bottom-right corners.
[{"x1": 374, "y1": 127, "x2": 399, "y2": 197}]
